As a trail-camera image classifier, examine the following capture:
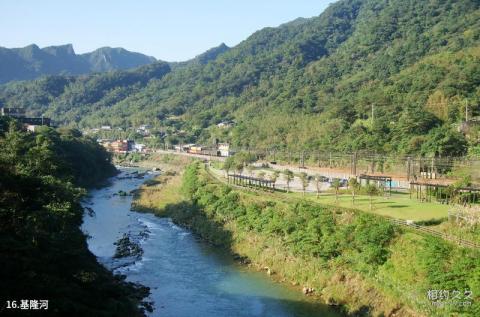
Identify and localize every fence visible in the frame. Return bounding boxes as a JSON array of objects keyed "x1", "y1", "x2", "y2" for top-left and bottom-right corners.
[
  {"x1": 206, "y1": 164, "x2": 480, "y2": 250},
  {"x1": 387, "y1": 218, "x2": 480, "y2": 250},
  {"x1": 228, "y1": 148, "x2": 480, "y2": 185}
]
